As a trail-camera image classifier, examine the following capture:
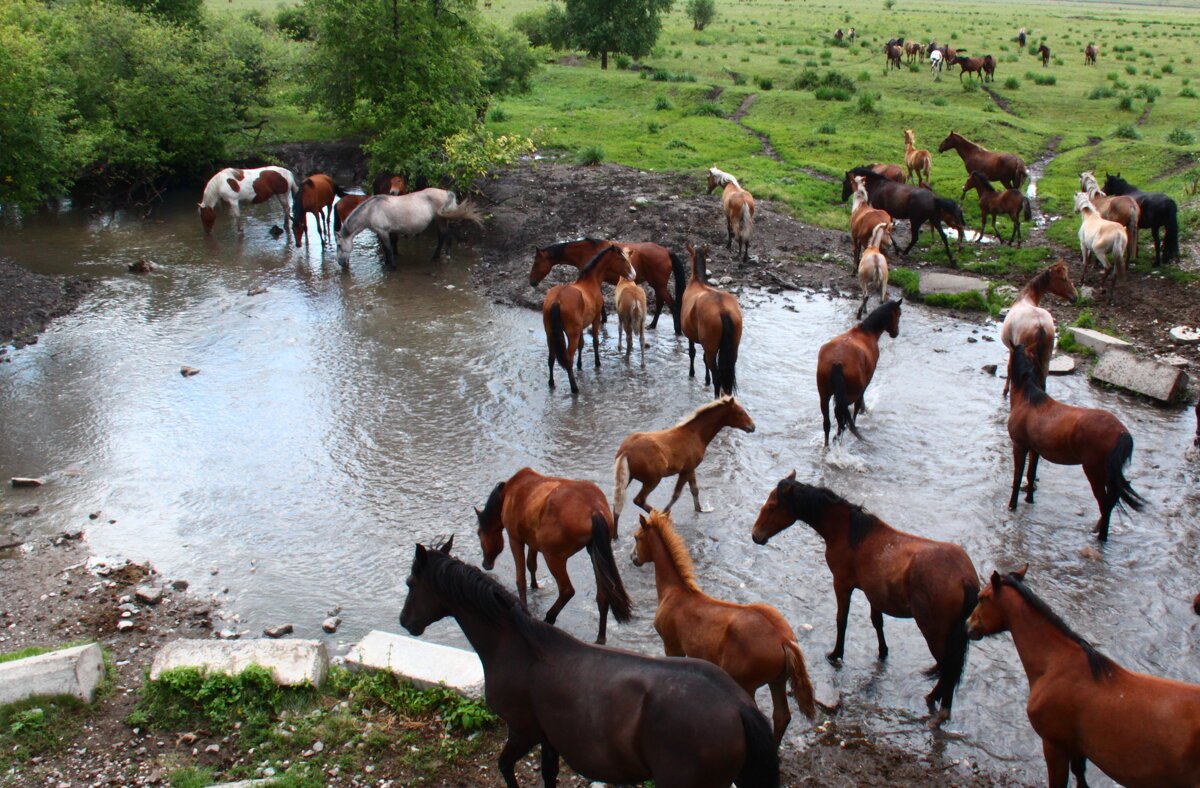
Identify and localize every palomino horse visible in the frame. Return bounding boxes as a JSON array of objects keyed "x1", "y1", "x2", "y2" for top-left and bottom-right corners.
[
  {"x1": 961, "y1": 171, "x2": 1032, "y2": 246},
  {"x1": 615, "y1": 275, "x2": 647, "y2": 366},
  {"x1": 1007, "y1": 343, "x2": 1144, "y2": 541},
  {"x1": 332, "y1": 189, "x2": 368, "y2": 233},
  {"x1": 1085, "y1": 43, "x2": 1097, "y2": 65},
  {"x1": 198, "y1": 166, "x2": 297, "y2": 236},
  {"x1": 967, "y1": 566, "x2": 1200, "y2": 786},
  {"x1": 476, "y1": 467, "x2": 632, "y2": 644},
  {"x1": 1075, "y1": 192, "x2": 1128, "y2": 303},
  {"x1": 849, "y1": 174, "x2": 893, "y2": 263},
  {"x1": 857, "y1": 222, "x2": 891, "y2": 320},
  {"x1": 903, "y1": 129, "x2": 932, "y2": 187},
  {"x1": 751, "y1": 475, "x2": 980, "y2": 727},
  {"x1": 1103, "y1": 173, "x2": 1179, "y2": 266},
  {"x1": 400, "y1": 541, "x2": 780, "y2": 788},
  {"x1": 1037, "y1": 43, "x2": 1051, "y2": 67},
  {"x1": 681, "y1": 244, "x2": 743, "y2": 398},
  {"x1": 542, "y1": 246, "x2": 636, "y2": 395},
  {"x1": 612, "y1": 396, "x2": 755, "y2": 524},
  {"x1": 291, "y1": 173, "x2": 336, "y2": 247},
  {"x1": 706, "y1": 167, "x2": 756, "y2": 261},
  {"x1": 529, "y1": 238, "x2": 688, "y2": 334},
  {"x1": 868, "y1": 162, "x2": 907, "y2": 183},
  {"x1": 842, "y1": 167, "x2": 958, "y2": 265},
  {"x1": 631, "y1": 509, "x2": 816, "y2": 743},
  {"x1": 1080, "y1": 171, "x2": 1139, "y2": 263},
  {"x1": 371, "y1": 172, "x2": 407, "y2": 195},
  {"x1": 335, "y1": 189, "x2": 482, "y2": 268},
  {"x1": 938, "y1": 131, "x2": 1028, "y2": 190},
  {"x1": 999, "y1": 260, "x2": 1076, "y2": 397},
  {"x1": 816, "y1": 298, "x2": 901, "y2": 446}
]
